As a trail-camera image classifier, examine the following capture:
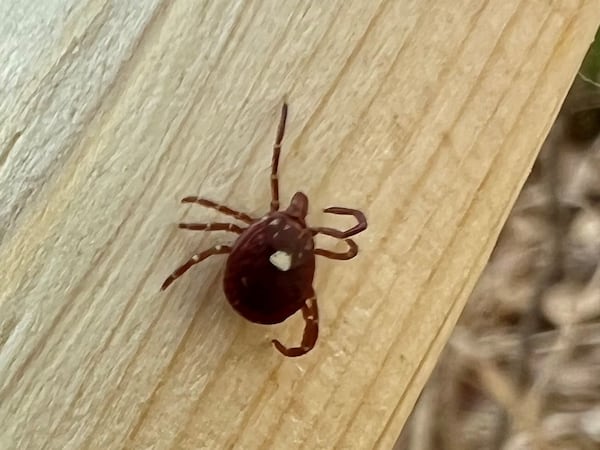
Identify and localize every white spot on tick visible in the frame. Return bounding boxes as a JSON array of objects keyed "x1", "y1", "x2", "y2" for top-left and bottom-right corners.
[
  {"x1": 269, "y1": 250, "x2": 292, "y2": 271},
  {"x1": 215, "y1": 245, "x2": 222, "y2": 251},
  {"x1": 191, "y1": 255, "x2": 200, "y2": 262},
  {"x1": 270, "y1": 218, "x2": 281, "y2": 226}
]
